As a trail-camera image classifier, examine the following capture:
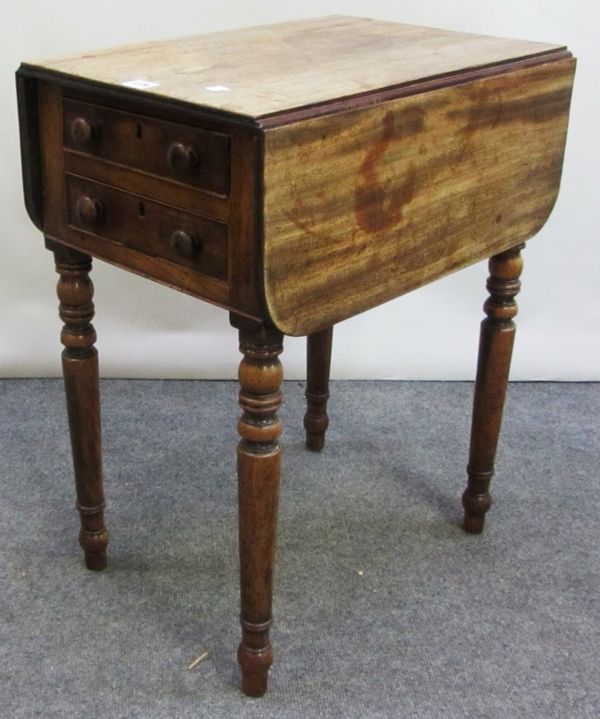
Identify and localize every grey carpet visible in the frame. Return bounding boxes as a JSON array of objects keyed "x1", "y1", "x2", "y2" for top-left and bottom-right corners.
[{"x1": 1, "y1": 379, "x2": 598, "y2": 719}]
